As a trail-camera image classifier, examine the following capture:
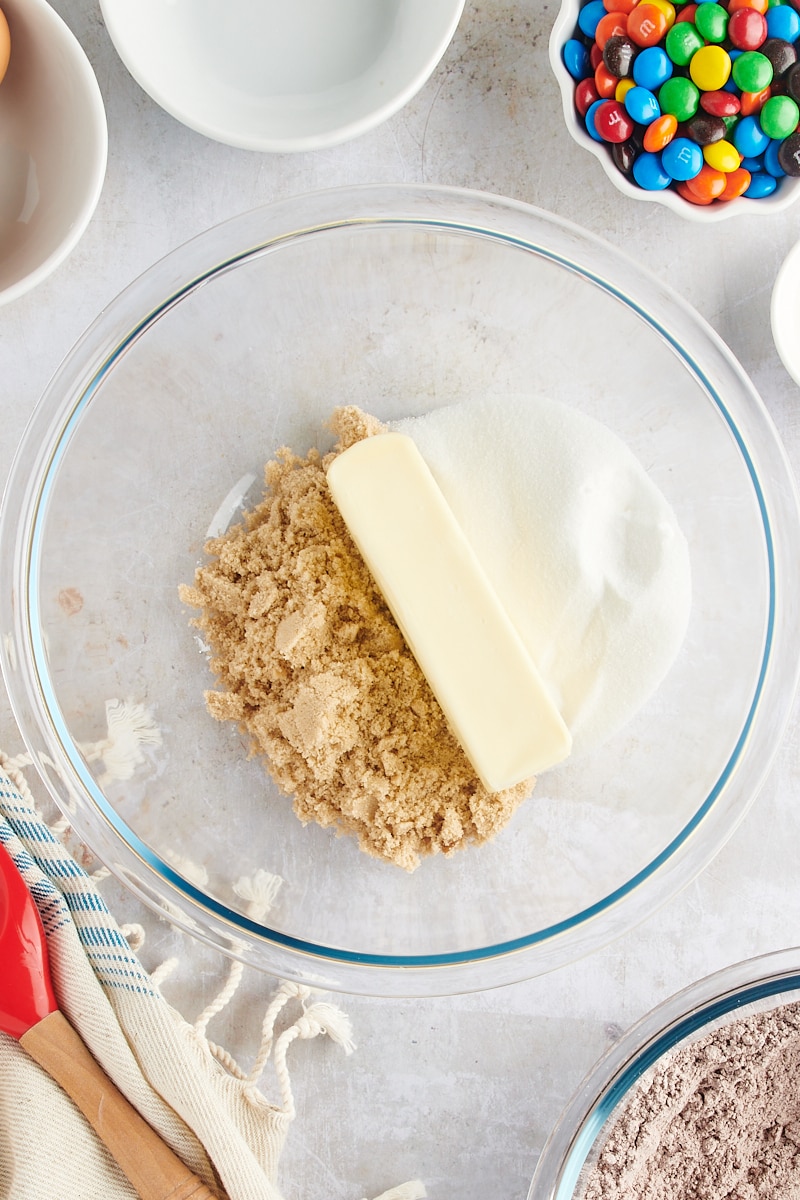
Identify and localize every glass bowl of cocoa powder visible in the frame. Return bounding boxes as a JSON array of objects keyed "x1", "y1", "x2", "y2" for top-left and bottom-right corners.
[
  {"x1": 529, "y1": 946, "x2": 800, "y2": 1200},
  {"x1": 2, "y1": 185, "x2": 799, "y2": 995}
]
